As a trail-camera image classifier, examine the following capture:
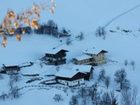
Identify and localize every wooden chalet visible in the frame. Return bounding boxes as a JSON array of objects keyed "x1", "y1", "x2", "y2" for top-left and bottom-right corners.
[
  {"x1": 0, "y1": 64, "x2": 20, "y2": 74},
  {"x1": 55, "y1": 65, "x2": 93, "y2": 86},
  {"x1": 42, "y1": 49, "x2": 68, "y2": 65},
  {"x1": 72, "y1": 49, "x2": 108, "y2": 66}
]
